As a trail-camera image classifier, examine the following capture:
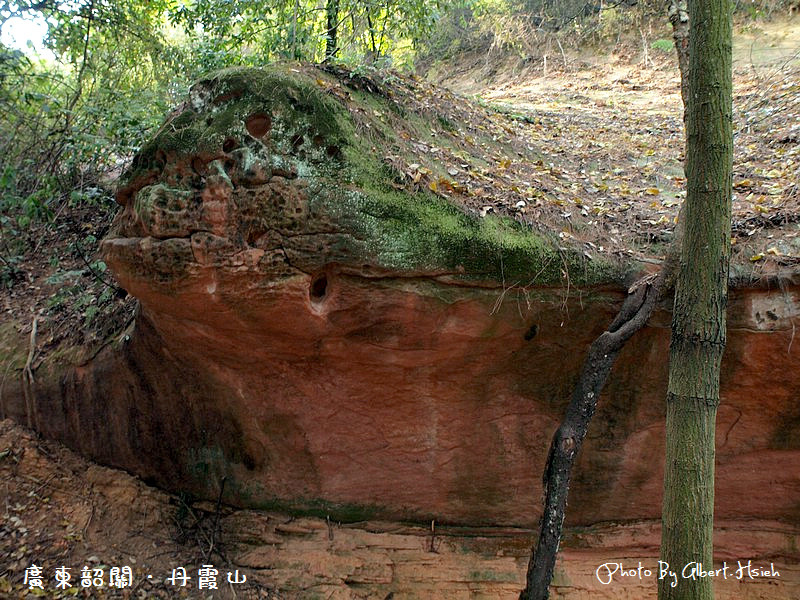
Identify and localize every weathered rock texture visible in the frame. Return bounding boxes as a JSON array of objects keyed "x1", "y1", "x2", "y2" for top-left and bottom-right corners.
[{"x1": 2, "y1": 65, "x2": 800, "y2": 543}]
